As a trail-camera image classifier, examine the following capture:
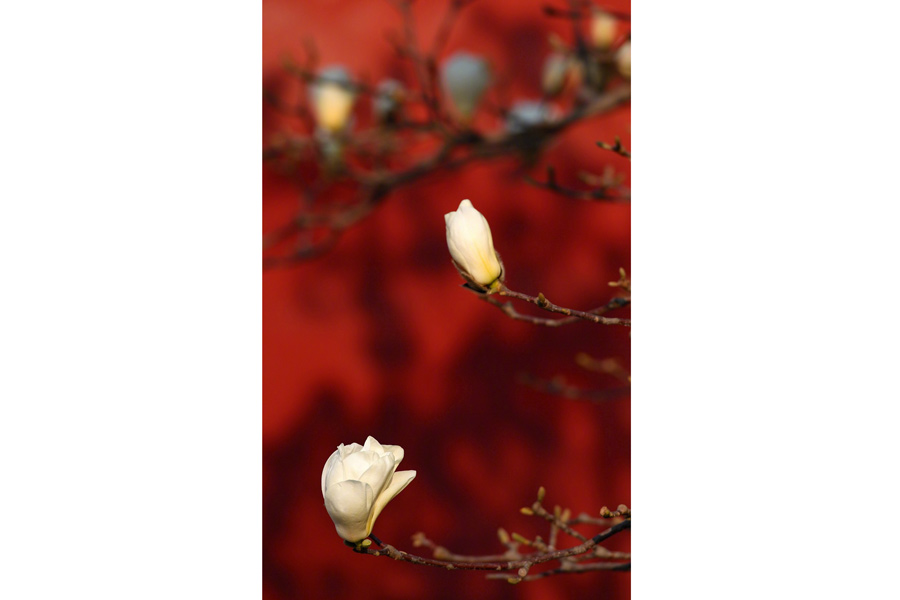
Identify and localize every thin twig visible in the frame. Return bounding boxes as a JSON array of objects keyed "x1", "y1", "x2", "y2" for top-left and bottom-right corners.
[
  {"x1": 524, "y1": 501, "x2": 587, "y2": 542},
  {"x1": 486, "y1": 560, "x2": 630, "y2": 581},
  {"x1": 411, "y1": 532, "x2": 522, "y2": 563},
  {"x1": 481, "y1": 295, "x2": 629, "y2": 327},
  {"x1": 496, "y1": 284, "x2": 630, "y2": 326},
  {"x1": 361, "y1": 519, "x2": 630, "y2": 572}
]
